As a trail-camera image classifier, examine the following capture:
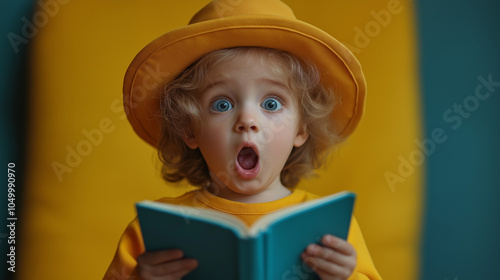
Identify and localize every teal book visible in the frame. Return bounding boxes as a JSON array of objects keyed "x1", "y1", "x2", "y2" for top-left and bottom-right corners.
[{"x1": 136, "y1": 191, "x2": 355, "y2": 280}]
